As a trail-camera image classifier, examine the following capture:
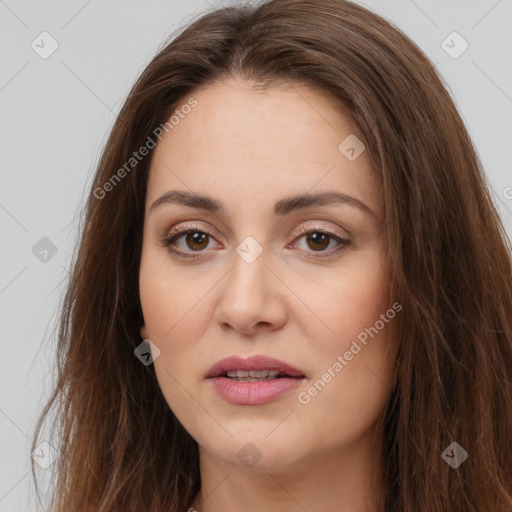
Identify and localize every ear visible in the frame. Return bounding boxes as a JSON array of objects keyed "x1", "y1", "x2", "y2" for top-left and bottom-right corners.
[{"x1": 140, "y1": 325, "x2": 149, "y2": 340}]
